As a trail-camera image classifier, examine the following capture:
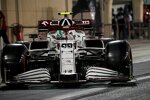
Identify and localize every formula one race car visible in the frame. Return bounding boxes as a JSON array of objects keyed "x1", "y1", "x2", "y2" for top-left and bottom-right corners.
[{"x1": 0, "y1": 12, "x2": 133, "y2": 85}]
